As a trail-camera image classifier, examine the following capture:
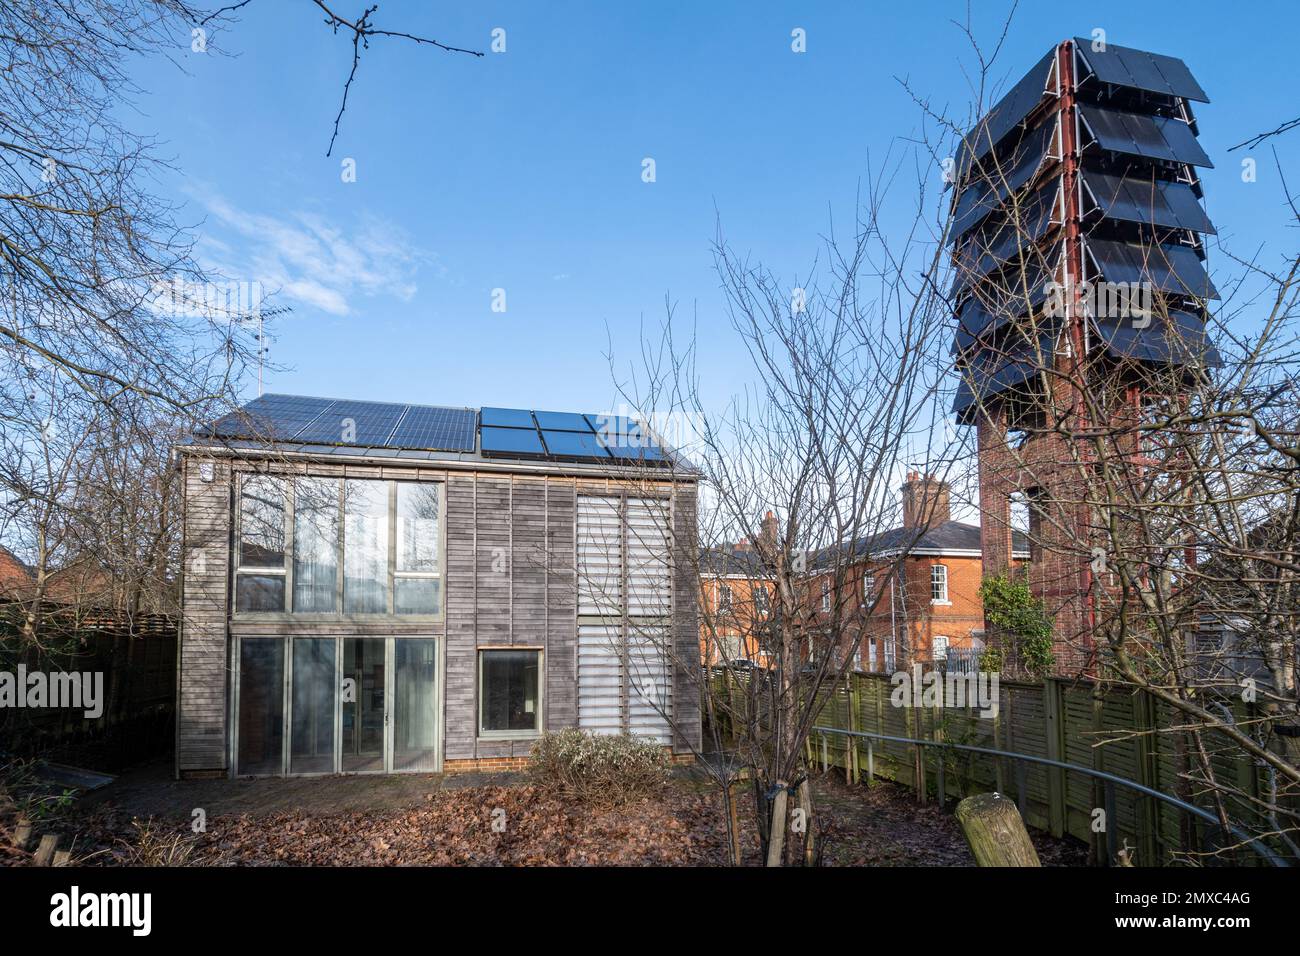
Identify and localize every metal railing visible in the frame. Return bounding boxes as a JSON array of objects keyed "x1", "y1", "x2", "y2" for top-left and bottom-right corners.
[{"x1": 812, "y1": 724, "x2": 1287, "y2": 867}]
